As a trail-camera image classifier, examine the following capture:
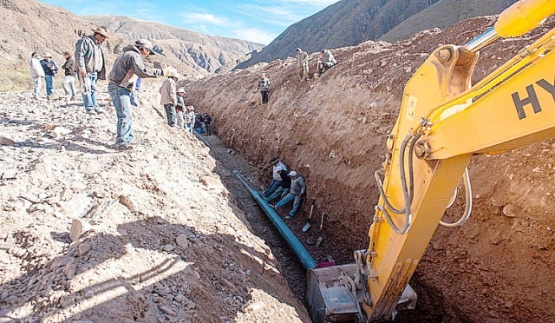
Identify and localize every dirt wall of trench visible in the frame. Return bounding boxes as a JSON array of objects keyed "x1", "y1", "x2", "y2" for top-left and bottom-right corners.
[{"x1": 184, "y1": 16, "x2": 554, "y2": 322}]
